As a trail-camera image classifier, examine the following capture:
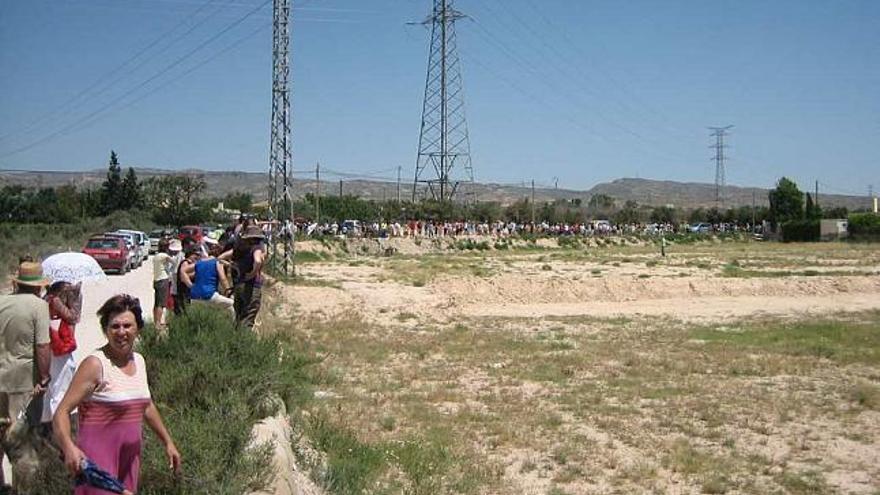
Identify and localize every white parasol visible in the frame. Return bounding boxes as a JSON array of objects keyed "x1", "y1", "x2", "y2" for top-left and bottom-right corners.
[{"x1": 42, "y1": 252, "x2": 108, "y2": 284}]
